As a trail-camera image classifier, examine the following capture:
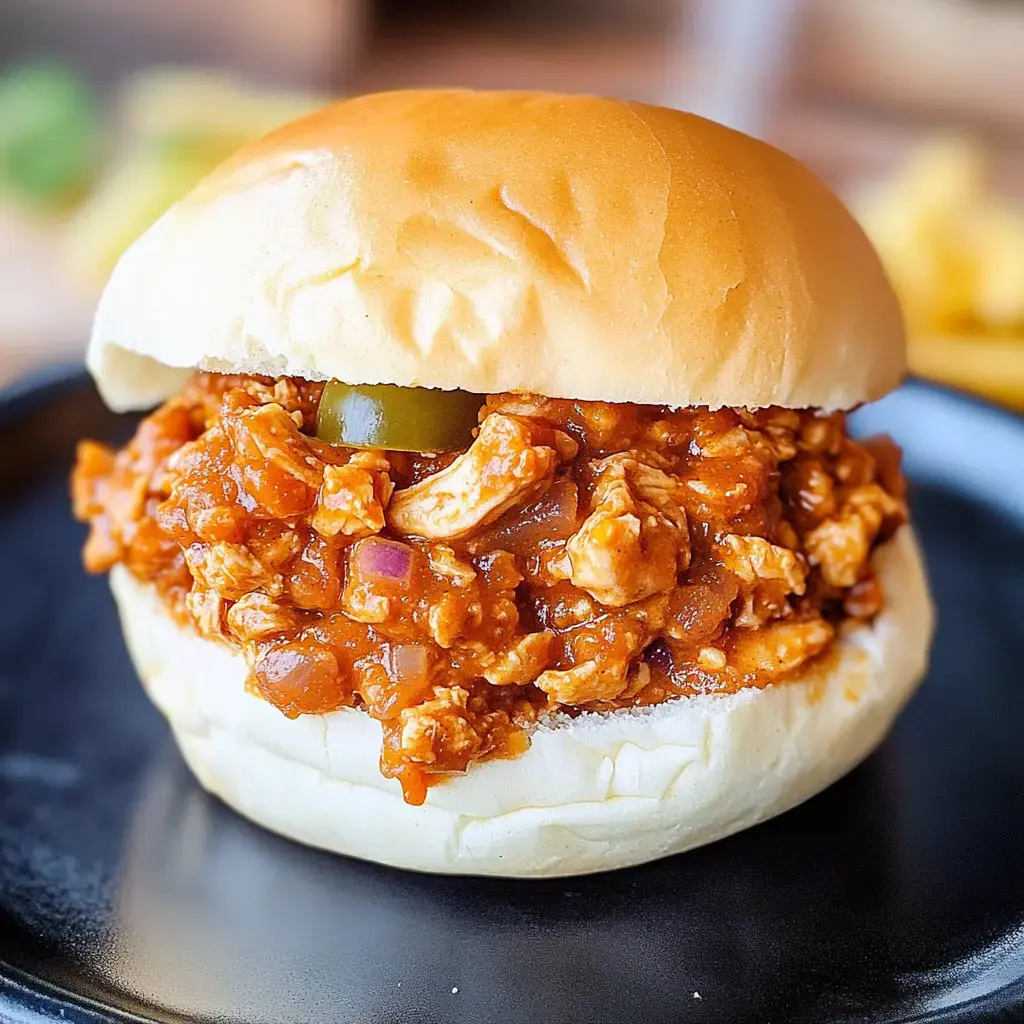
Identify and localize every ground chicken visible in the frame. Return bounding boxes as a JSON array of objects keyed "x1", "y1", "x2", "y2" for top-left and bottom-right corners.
[{"x1": 72, "y1": 374, "x2": 907, "y2": 804}]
